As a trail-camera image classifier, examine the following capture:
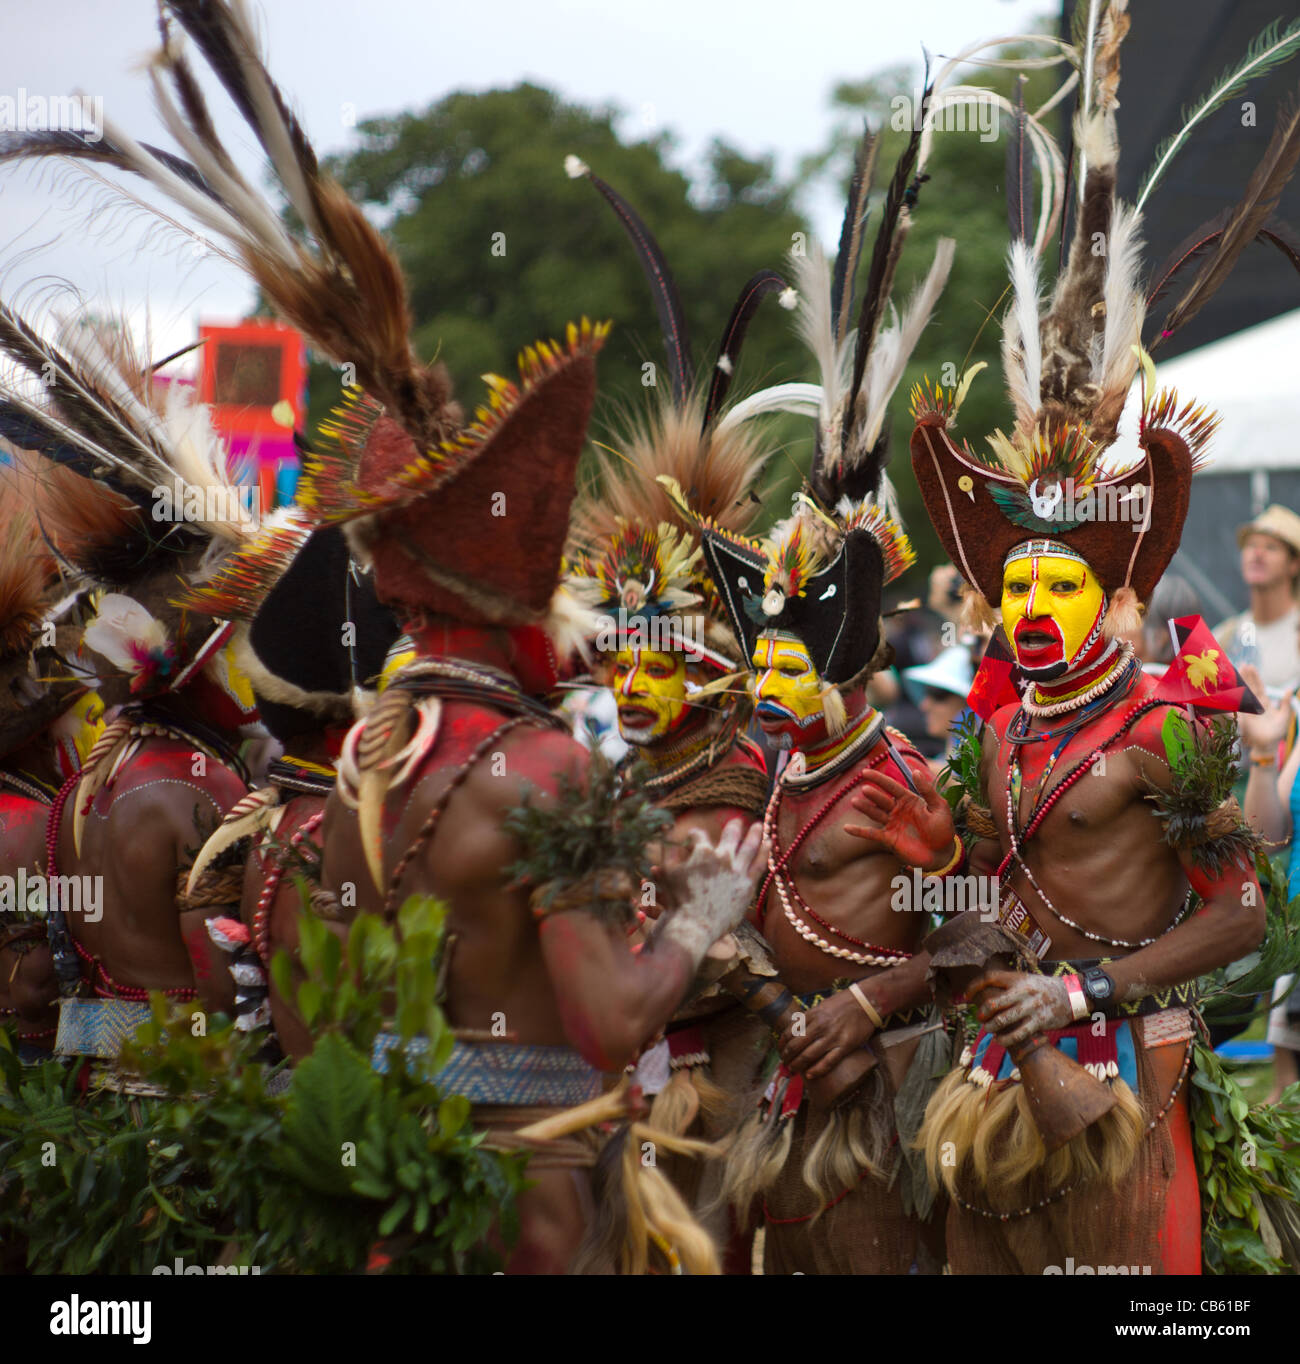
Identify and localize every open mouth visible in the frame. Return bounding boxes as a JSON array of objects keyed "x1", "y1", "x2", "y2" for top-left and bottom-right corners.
[
  {"x1": 1014, "y1": 618, "x2": 1064, "y2": 666},
  {"x1": 755, "y1": 700, "x2": 796, "y2": 730},
  {"x1": 617, "y1": 704, "x2": 658, "y2": 727}
]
